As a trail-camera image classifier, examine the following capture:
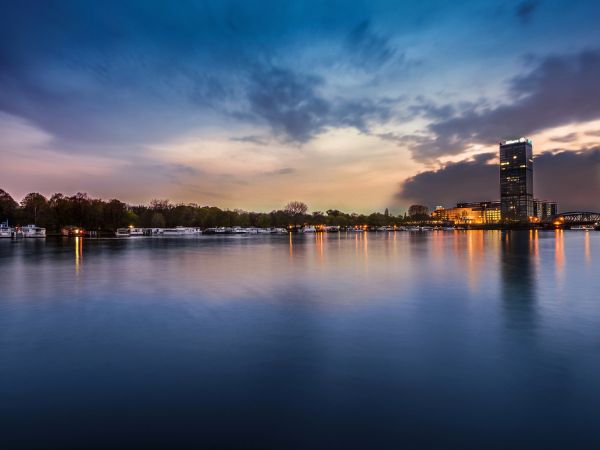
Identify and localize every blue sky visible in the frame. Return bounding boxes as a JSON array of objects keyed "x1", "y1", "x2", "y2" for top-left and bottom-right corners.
[{"x1": 1, "y1": 0, "x2": 599, "y2": 211}]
